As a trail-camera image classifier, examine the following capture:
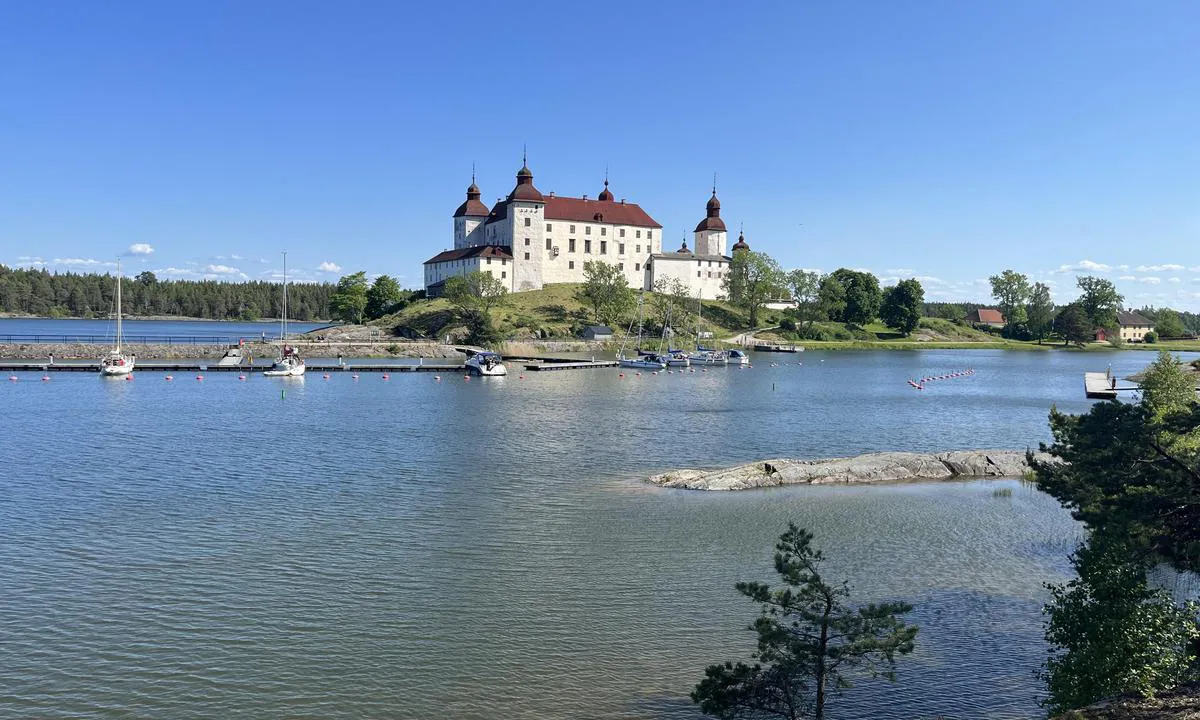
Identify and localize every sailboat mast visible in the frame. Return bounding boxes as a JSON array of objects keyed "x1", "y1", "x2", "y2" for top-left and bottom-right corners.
[
  {"x1": 281, "y1": 251, "x2": 288, "y2": 343},
  {"x1": 115, "y1": 258, "x2": 122, "y2": 354}
]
